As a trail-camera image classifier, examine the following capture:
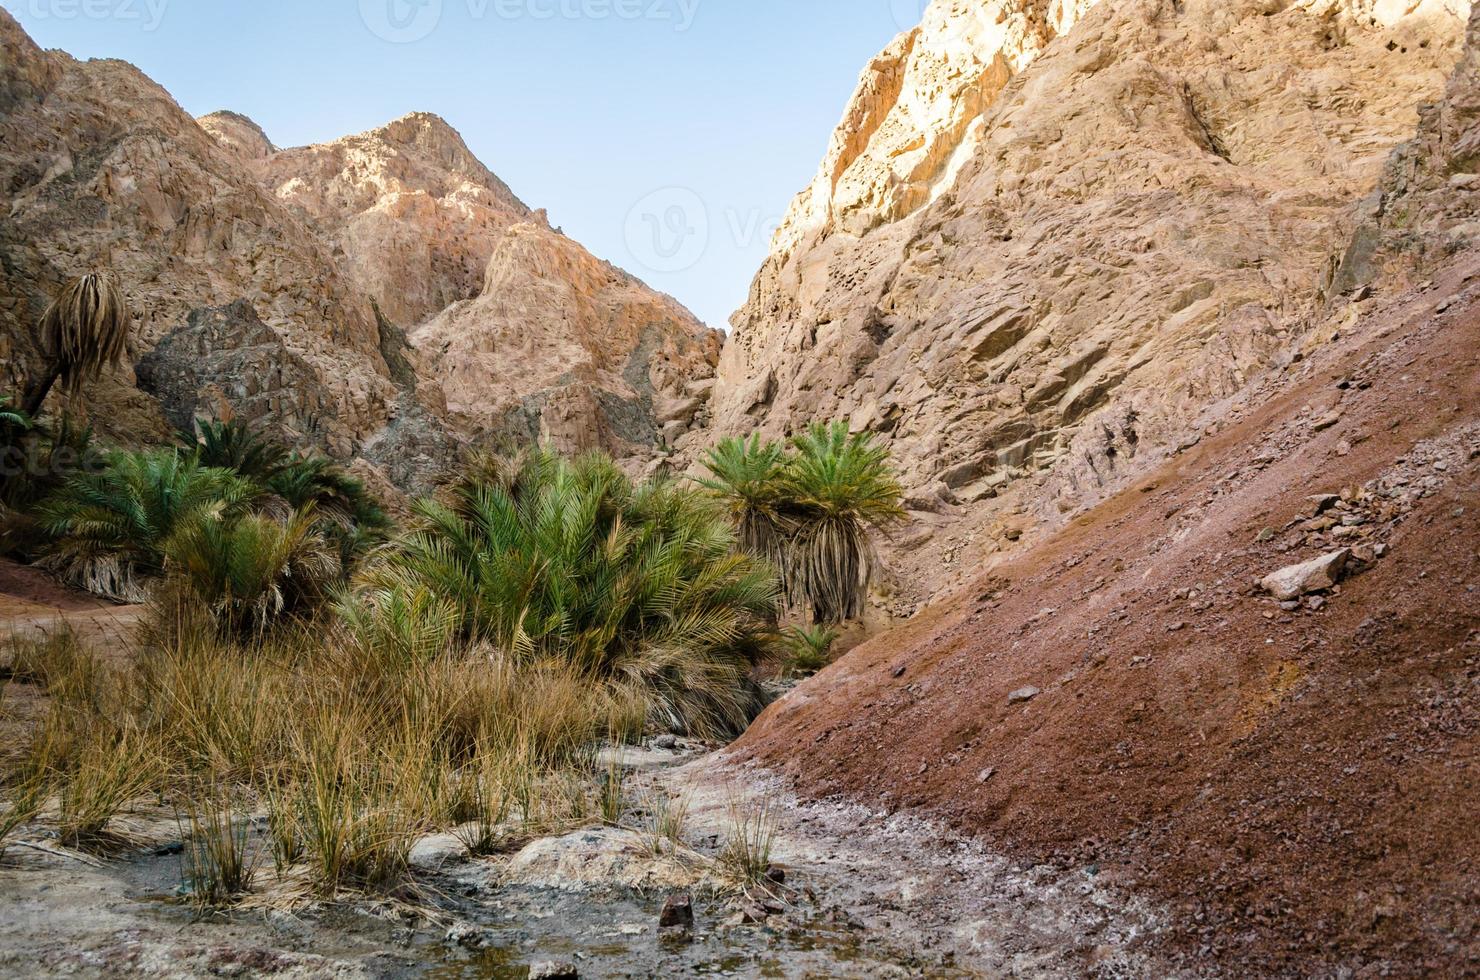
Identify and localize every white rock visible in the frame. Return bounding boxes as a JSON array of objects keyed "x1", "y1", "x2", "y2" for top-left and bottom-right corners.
[
  {"x1": 504, "y1": 827, "x2": 713, "y2": 892},
  {"x1": 1260, "y1": 550, "x2": 1351, "y2": 601}
]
